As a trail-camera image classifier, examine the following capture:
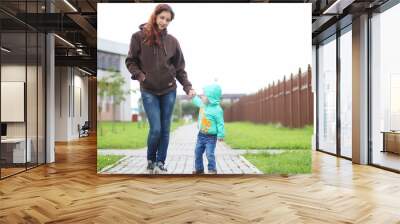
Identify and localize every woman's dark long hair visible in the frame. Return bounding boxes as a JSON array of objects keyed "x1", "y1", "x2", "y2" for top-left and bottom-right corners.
[{"x1": 143, "y1": 4, "x2": 175, "y2": 47}]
